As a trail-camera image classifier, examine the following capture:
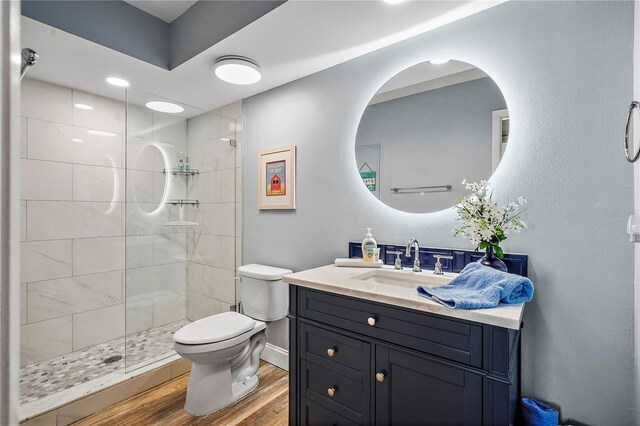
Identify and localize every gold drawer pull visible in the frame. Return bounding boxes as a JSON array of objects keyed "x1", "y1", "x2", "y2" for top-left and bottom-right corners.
[
  {"x1": 367, "y1": 317, "x2": 376, "y2": 326},
  {"x1": 376, "y1": 372, "x2": 386, "y2": 382},
  {"x1": 327, "y1": 387, "x2": 336, "y2": 397},
  {"x1": 326, "y1": 347, "x2": 336, "y2": 357}
]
